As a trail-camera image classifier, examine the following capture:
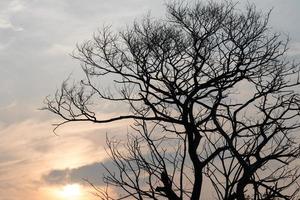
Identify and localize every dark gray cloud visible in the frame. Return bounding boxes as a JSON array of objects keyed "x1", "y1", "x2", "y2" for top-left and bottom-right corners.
[
  {"x1": 43, "y1": 169, "x2": 69, "y2": 184},
  {"x1": 42, "y1": 160, "x2": 116, "y2": 186}
]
